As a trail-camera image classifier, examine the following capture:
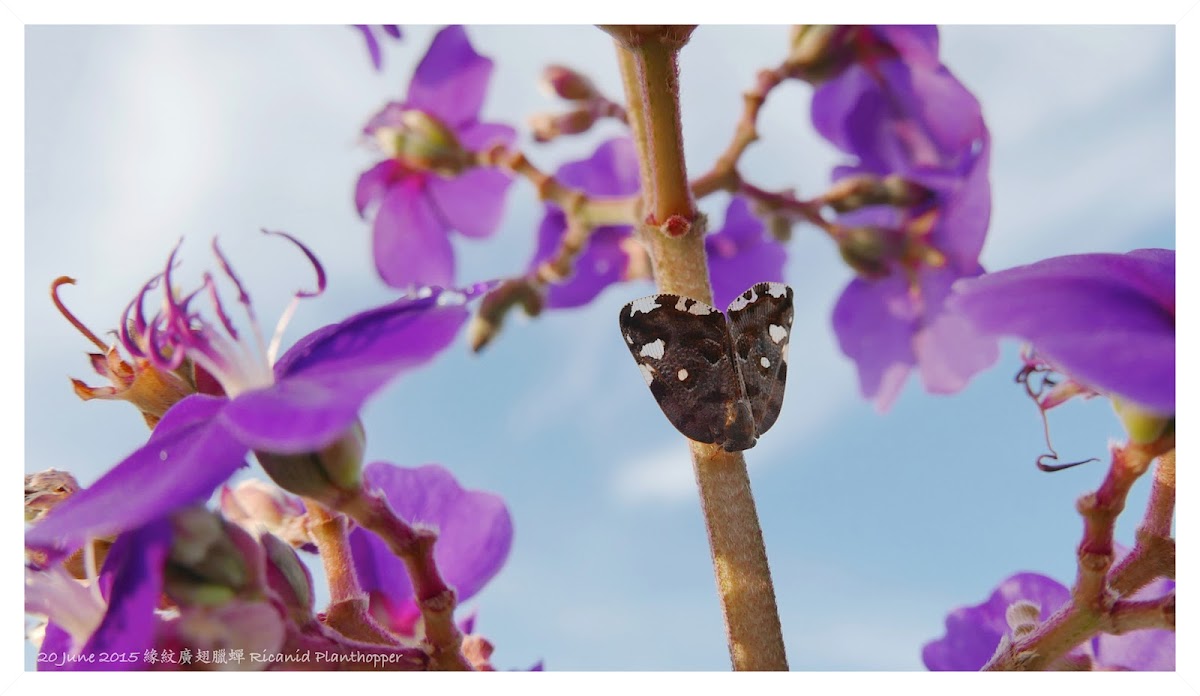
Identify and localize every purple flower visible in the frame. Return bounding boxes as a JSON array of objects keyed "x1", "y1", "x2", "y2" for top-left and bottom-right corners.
[
  {"x1": 813, "y1": 25, "x2": 996, "y2": 409},
  {"x1": 951, "y1": 249, "x2": 1175, "y2": 416},
  {"x1": 348, "y1": 463, "x2": 512, "y2": 636},
  {"x1": 26, "y1": 235, "x2": 490, "y2": 563},
  {"x1": 923, "y1": 569, "x2": 1175, "y2": 671},
  {"x1": 356, "y1": 26, "x2": 516, "y2": 290},
  {"x1": 812, "y1": 27, "x2": 985, "y2": 181},
  {"x1": 528, "y1": 138, "x2": 640, "y2": 308},
  {"x1": 353, "y1": 25, "x2": 402, "y2": 70},
  {"x1": 706, "y1": 196, "x2": 787, "y2": 310},
  {"x1": 29, "y1": 519, "x2": 173, "y2": 671}
]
